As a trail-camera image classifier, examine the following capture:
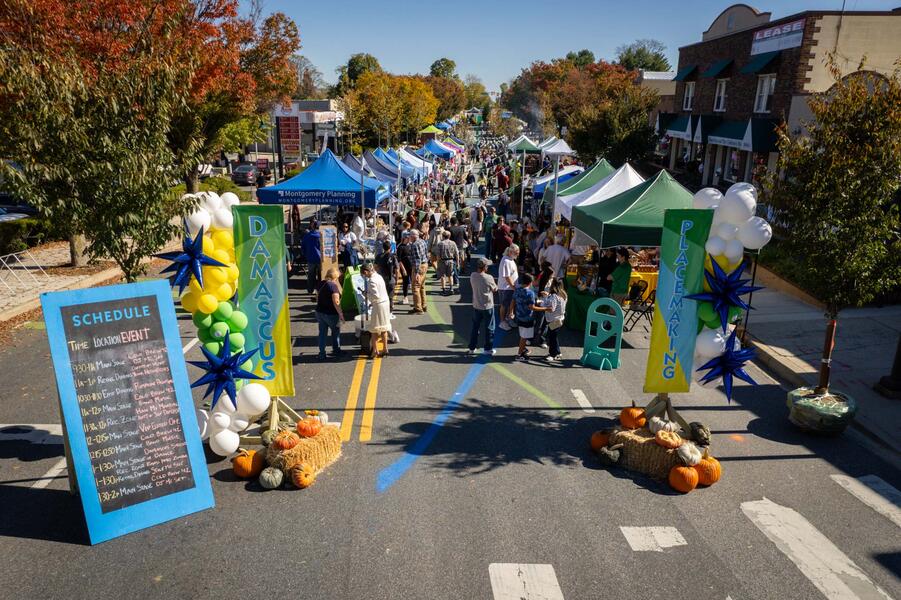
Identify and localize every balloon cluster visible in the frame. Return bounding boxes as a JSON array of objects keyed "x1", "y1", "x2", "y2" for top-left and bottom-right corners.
[
  {"x1": 690, "y1": 183, "x2": 773, "y2": 398},
  {"x1": 196, "y1": 383, "x2": 272, "y2": 456}
]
